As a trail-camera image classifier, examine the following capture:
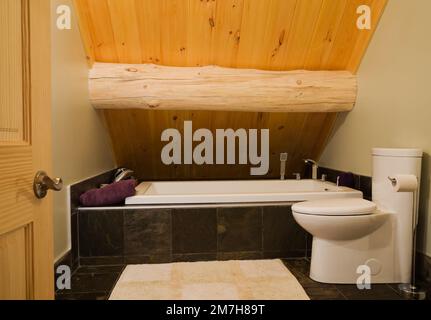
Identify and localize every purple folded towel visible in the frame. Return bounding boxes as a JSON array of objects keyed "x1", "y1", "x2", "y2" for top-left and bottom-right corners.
[{"x1": 80, "y1": 179, "x2": 137, "y2": 207}]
